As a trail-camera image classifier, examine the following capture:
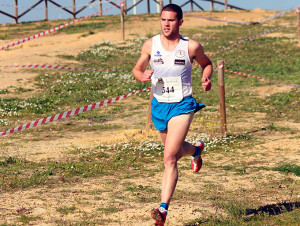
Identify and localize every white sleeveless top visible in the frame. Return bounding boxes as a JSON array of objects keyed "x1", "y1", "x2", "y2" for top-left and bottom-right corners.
[{"x1": 150, "y1": 34, "x2": 193, "y2": 103}]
